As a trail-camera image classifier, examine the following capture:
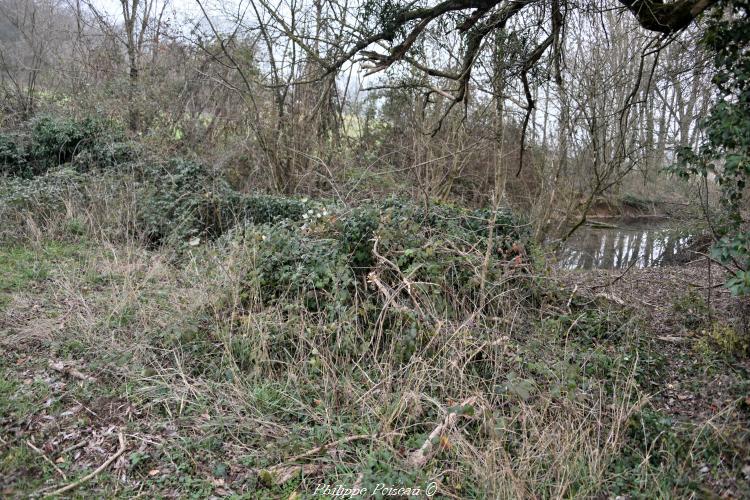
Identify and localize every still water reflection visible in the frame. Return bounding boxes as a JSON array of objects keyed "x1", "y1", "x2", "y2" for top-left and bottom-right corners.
[{"x1": 556, "y1": 219, "x2": 692, "y2": 270}]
